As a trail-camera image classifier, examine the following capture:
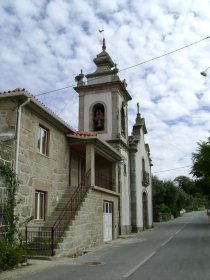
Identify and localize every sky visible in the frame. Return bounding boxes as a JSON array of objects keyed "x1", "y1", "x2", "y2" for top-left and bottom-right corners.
[{"x1": 0, "y1": 0, "x2": 210, "y2": 181}]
